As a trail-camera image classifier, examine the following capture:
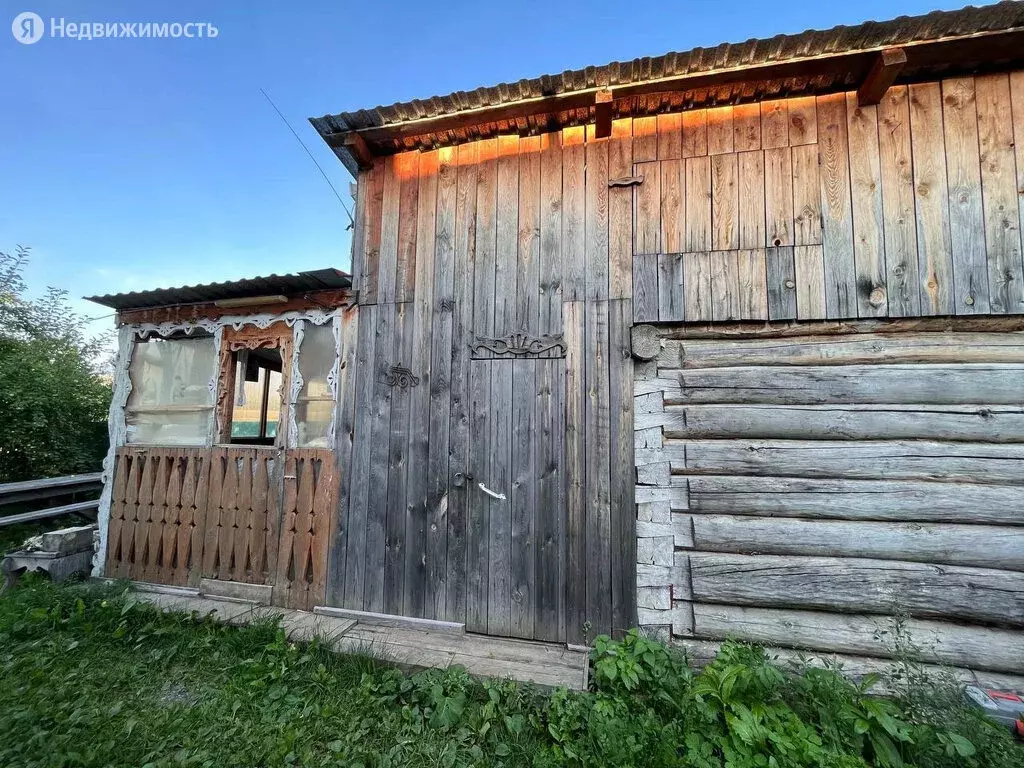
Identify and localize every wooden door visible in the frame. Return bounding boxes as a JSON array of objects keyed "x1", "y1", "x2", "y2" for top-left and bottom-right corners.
[{"x1": 464, "y1": 344, "x2": 567, "y2": 641}]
